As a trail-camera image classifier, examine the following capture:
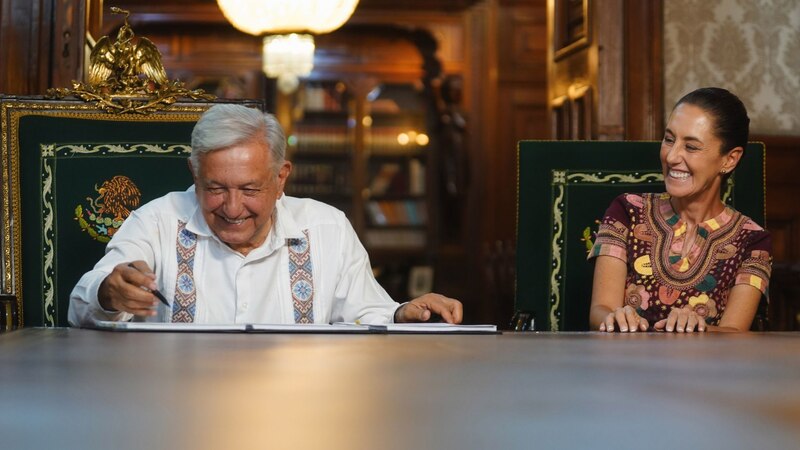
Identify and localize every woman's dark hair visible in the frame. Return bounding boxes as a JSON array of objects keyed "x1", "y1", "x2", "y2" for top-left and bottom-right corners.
[{"x1": 674, "y1": 87, "x2": 750, "y2": 155}]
